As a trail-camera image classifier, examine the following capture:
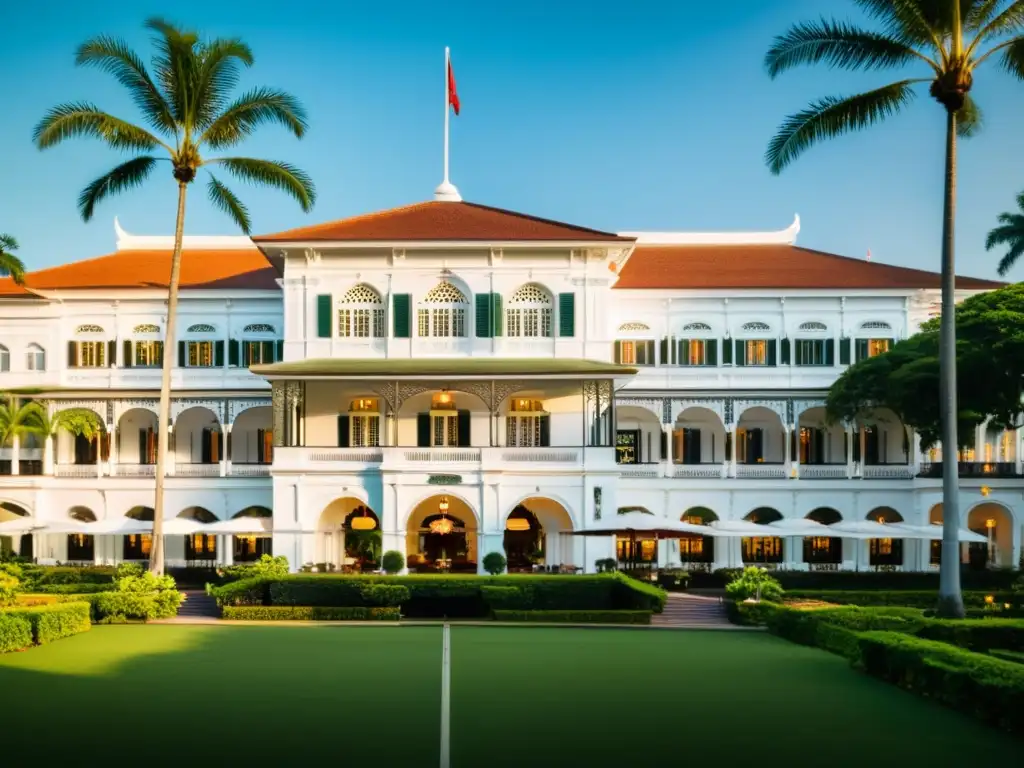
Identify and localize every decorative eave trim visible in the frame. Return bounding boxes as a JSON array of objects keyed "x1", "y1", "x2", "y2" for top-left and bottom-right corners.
[
  {"x1": 114, "y1": 217, "x2": 254, "y2": 251},
  {"x1": 619, "y1": 214, "x2": 801, "y2": 246}
]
